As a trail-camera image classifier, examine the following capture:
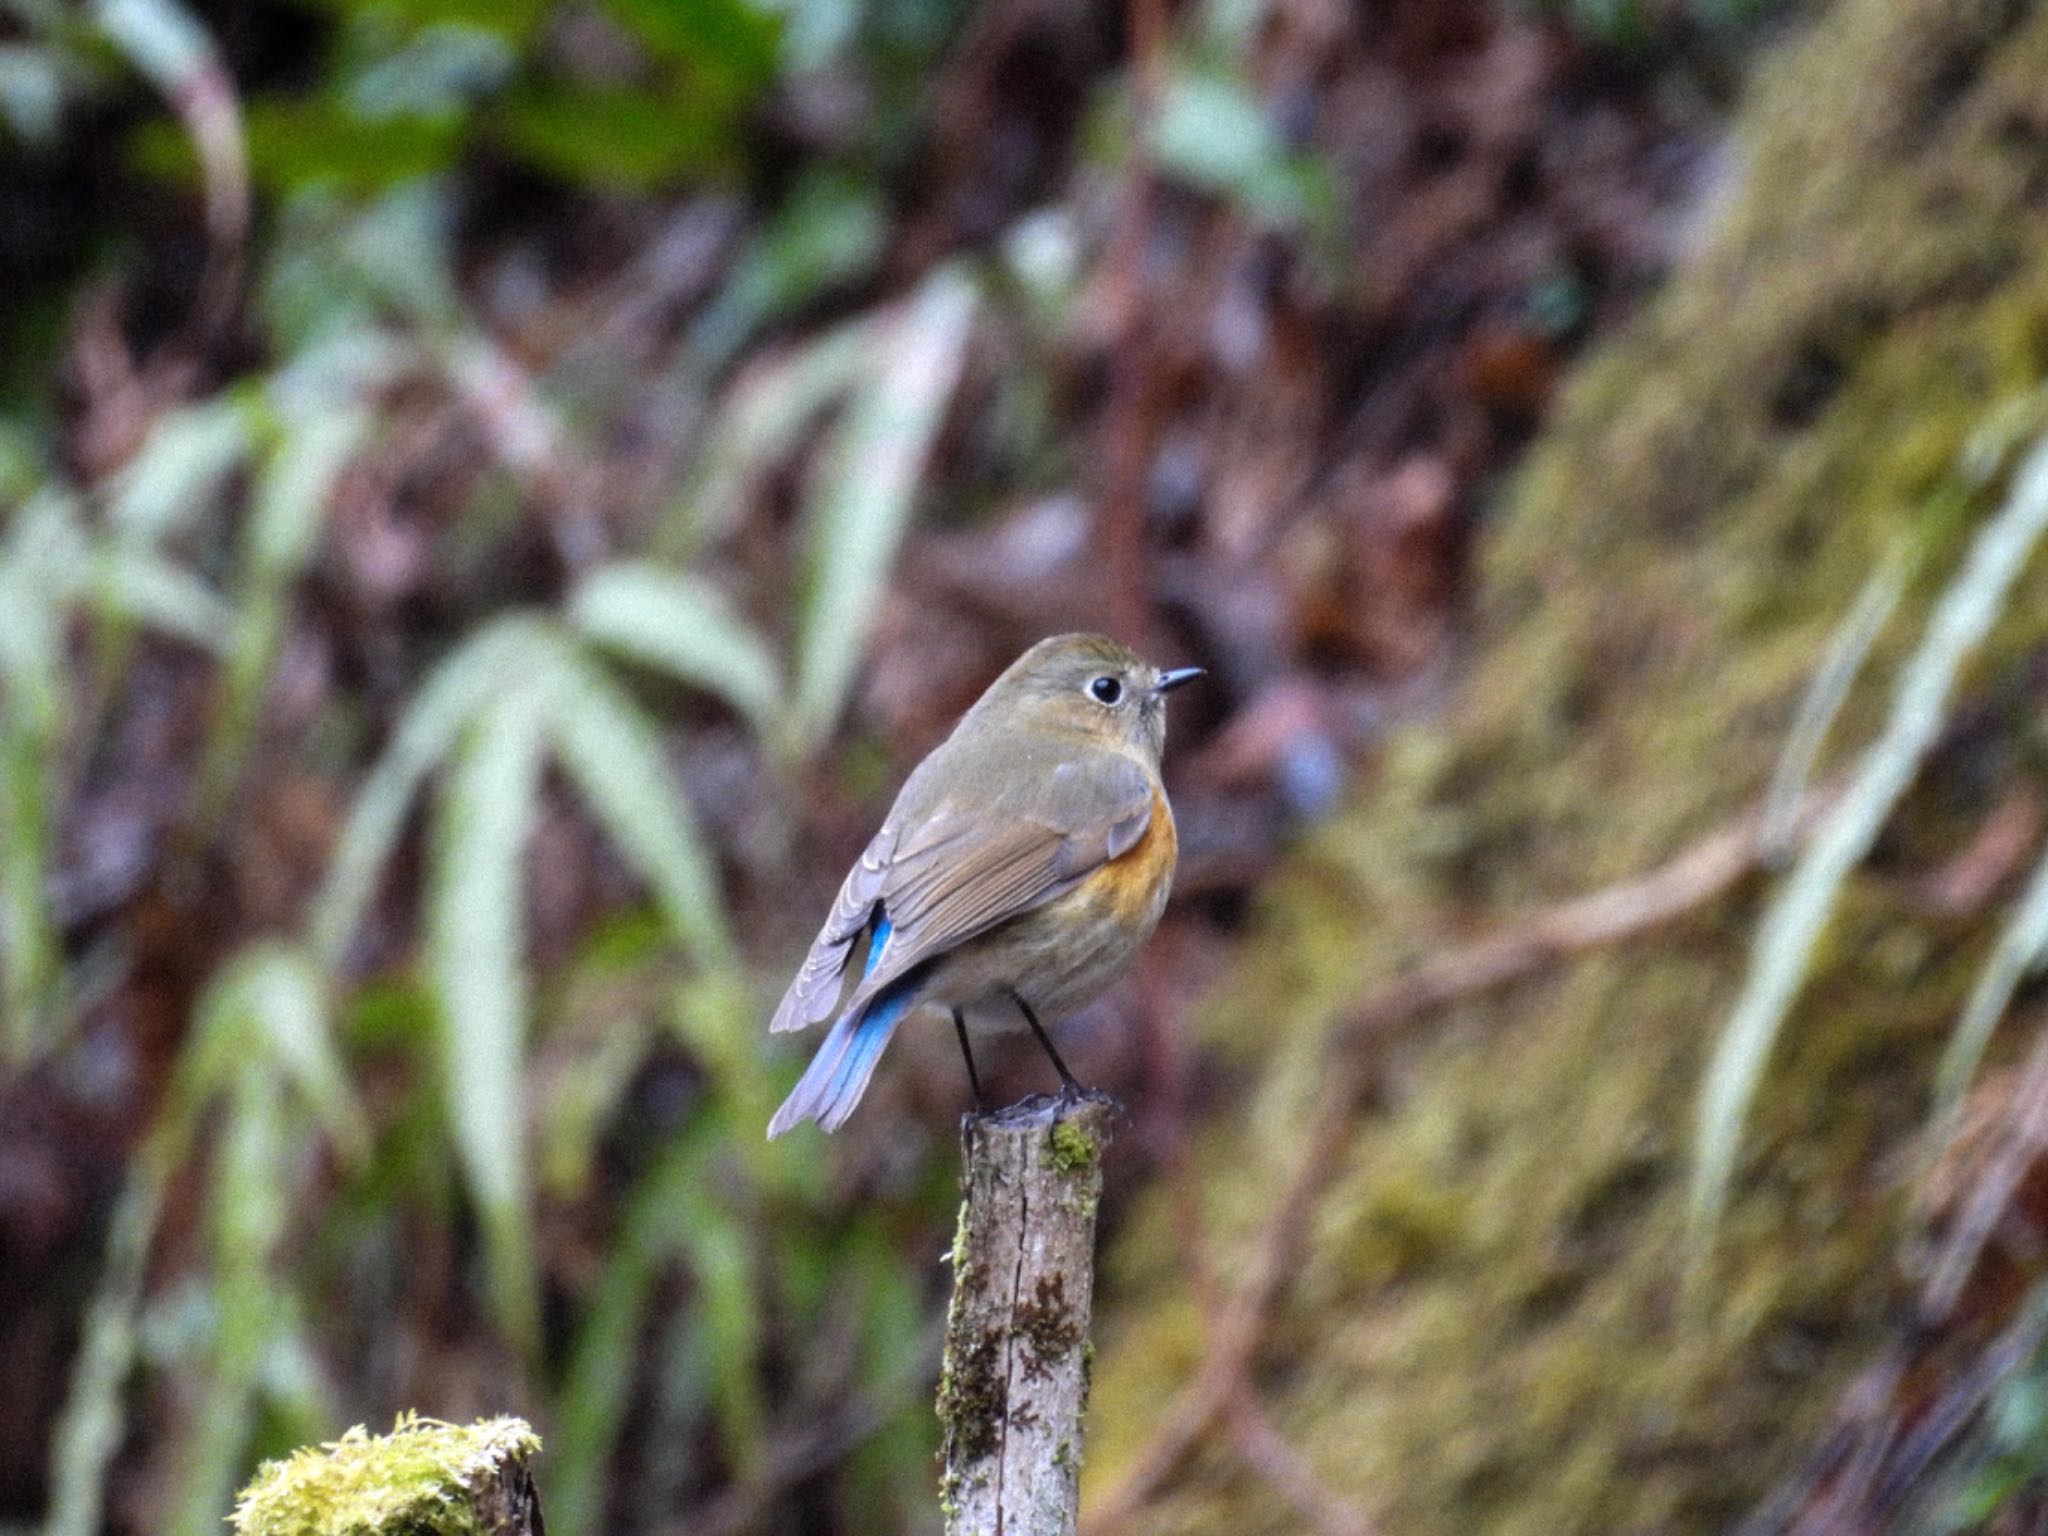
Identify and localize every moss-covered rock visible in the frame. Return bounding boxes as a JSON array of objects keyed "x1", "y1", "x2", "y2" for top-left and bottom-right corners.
[
  {"x1": 231, "y1": 1416, "x2": 541, "y2": 1536},
  {"x1": 1088, "y1": 0, "x2": 2048, "y2": 1531}
]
